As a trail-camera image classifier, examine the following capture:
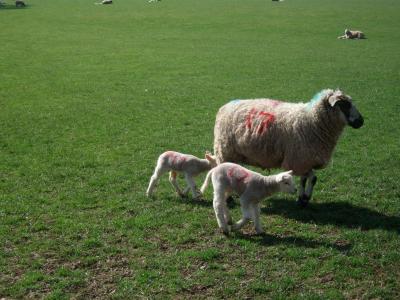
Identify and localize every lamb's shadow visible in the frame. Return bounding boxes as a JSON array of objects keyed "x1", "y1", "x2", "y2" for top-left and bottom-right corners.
[
  {"x1": 262, "y1": 198, "x2": 400, "y2": 234},
  {"x1": 233, "y1": 231, "x2": 351, "y2": 252},
  {"x1": 169, "y1": 195, "x2": 239, "y2": 208}
]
